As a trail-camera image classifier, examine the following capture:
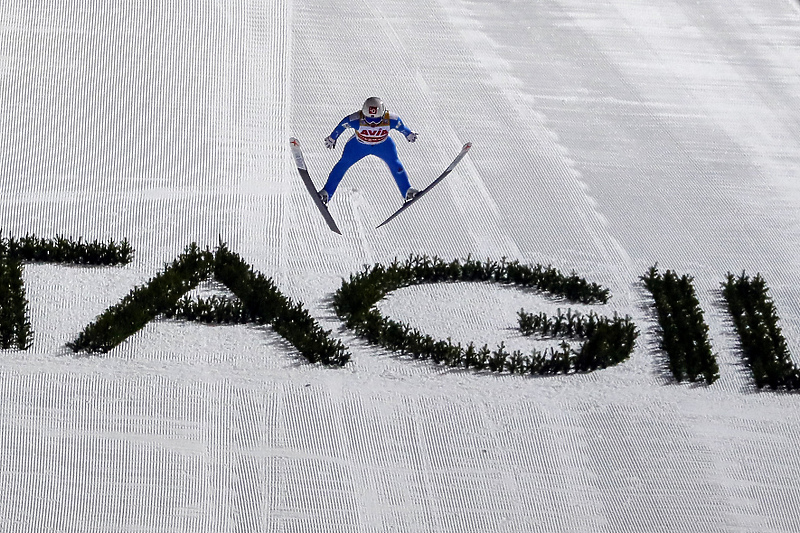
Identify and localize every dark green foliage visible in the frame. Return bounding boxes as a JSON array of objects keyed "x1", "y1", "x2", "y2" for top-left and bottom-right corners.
[
  {"x1": 0, "y1": 254, "x2": 32, "y2": 350},
  {"x1": 641, "y1": 266, "x2": 720, "y2": 385},
  {"x1": 722, "y1": 272, "x2": 799, "y2": 390},
  {"x1": 0, "y1": 232, "x2": 132, "y2": 352},
  {"x1": 573, "y1": 316, "x2": 638, "y2": 372},
  {"x1": 165, "y1": 295, "x2": 249, "y2": 324},
  {"x1": 518, "y1": 308, "x2": 607, "y2": 338},
  {"x1": 212, "y1": 244, "x2": 350, "y2": 366},
  {"x1": 0, "y1": 233, "x2": 133, "y2": 265},
  {"x1": 517, "y1": 308, "x2": 638, "y2": 373},
  {"x1": 68, "y1": 242, "x2": 350, "y2": 366},
  {"x1": 333, "y1": 254, "x2": 628, "y2": 377},
  {"x1": 68, "y1": 244, "x2": 214, "y2": 353},
  {"x1": 335, "y1": 255, "x2": 608, "y2": 320}
]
